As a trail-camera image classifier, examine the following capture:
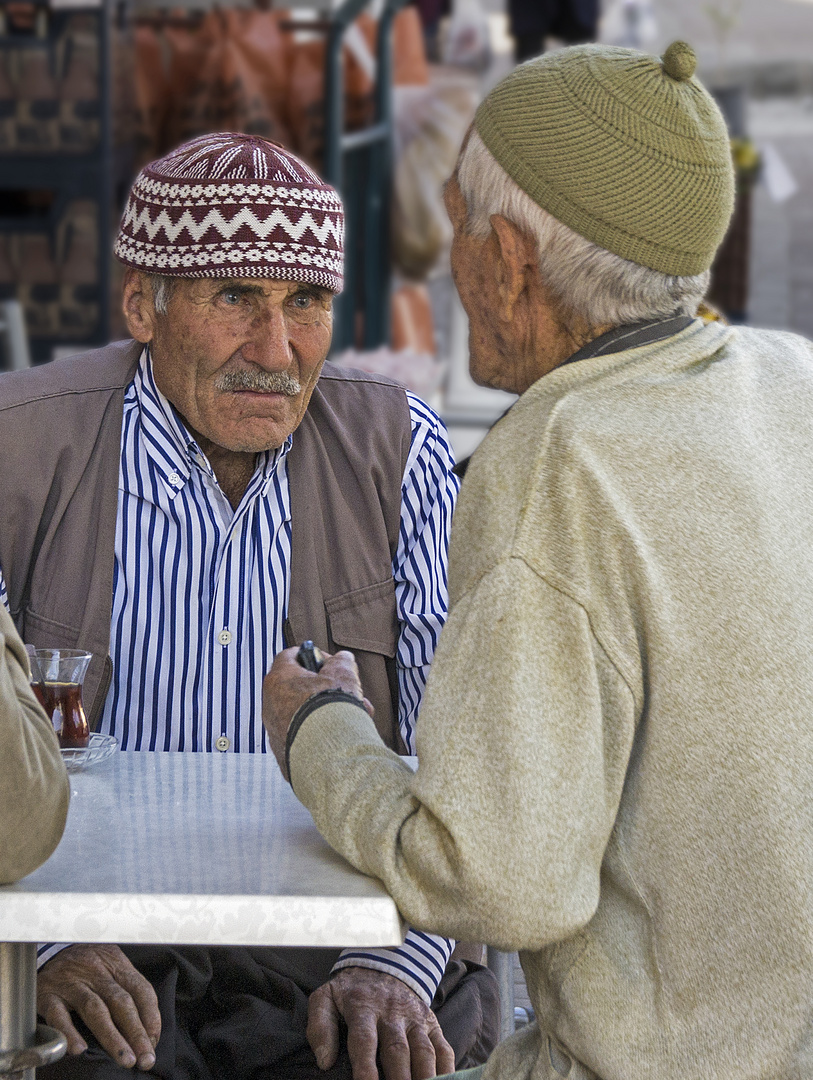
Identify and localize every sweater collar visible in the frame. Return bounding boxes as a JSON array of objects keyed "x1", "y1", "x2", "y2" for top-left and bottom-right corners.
[{"x1": 562, "y1": 316, "x2": 696, "y2": 367}]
